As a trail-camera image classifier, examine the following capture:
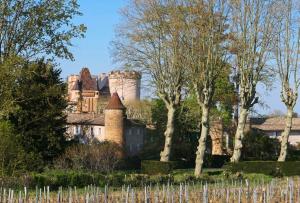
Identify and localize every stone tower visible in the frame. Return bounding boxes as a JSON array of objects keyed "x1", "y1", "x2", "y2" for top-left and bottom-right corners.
[
  {"x1": 108, "y1": 70, "x2": 141, "y2": 102},
  {"x1": 104, "y1": 92, "x2": 126, "y2": 147}
]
